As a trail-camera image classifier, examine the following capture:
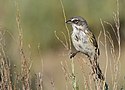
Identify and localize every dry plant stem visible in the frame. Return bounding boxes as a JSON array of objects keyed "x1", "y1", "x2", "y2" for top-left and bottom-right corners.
[
  {"x1": 71, "y1": 59, "x2": 78, "y2": 90},
  {"x1": 0, "y1": 29, "x2": 12, "y2": 90},
  {"x1": 115, "y1": 0, "x2": 120, "y2": 64},
  {"x1": 59, "y1": 0, "x2": 71, "y2": 50},
  {"x1": 15, "y1": 2, "x2": 31, "y2": 90},
  {"x1": 105, "y1": 31, "x2": 114, "y2": 85},
  {"x1": 98, "y1": 19, "x2": 110, "y2": 90},
  {"x1": 100, "y1": 21, "x2": 107, "y2": 78},
  {"x1": 100, "y1": 19, "x2": 108, "y2": 81},
  {"x1": 60, "y1": 61, "x2": 70, "y2": 90},
  {"x1": 5, "y1": 29, "x2": 18, "y2": 44},
  {"x1": 50, "y1": 74, "x2": 56, "y2": 90},
  {"x1": 89, "y1": 74, "x2": 93, "y2": 90},
  {"x1": 97, "y1": 31, "x2": 102, "y2": 50},
  {"x1": 58, "y1": 0, "x2": 78, "y2": 89},
  {"x1": 102, "y1": 0, "x2": 120, "y2": 89},
  {"x1": 54, "y1": 31, "x2": 68, "y2": 50},
  {"x1": 13, "y1": 74, "x2": 20, "y2": 90},
  {"x1": 81, "y1": 57, "x2": 93, "y2": 90},
  {"x1": 37, "y1": 44, "x2": 44, "y2": 74},
  {"x1": 55, "y1": 0, "x2": 72, "y2": 51},
  {"x1": 61, "y1": 32, "x2": 69, "y2": 49},
  {"x1": 36, "y1": 73, "x2": 43, "y2": 90},
  {"x1": 36, "y1": 45, "x2": 44, "y2": 90},
  {"x1": 77, "y1": 58, "x2": 89, "y2": 90},
  {"x1": 103, "y1": 22, "x2": 116, "y2": 87},
  {"x1": 113, "y1": 0, "x2": 120, "y2": 89}
]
